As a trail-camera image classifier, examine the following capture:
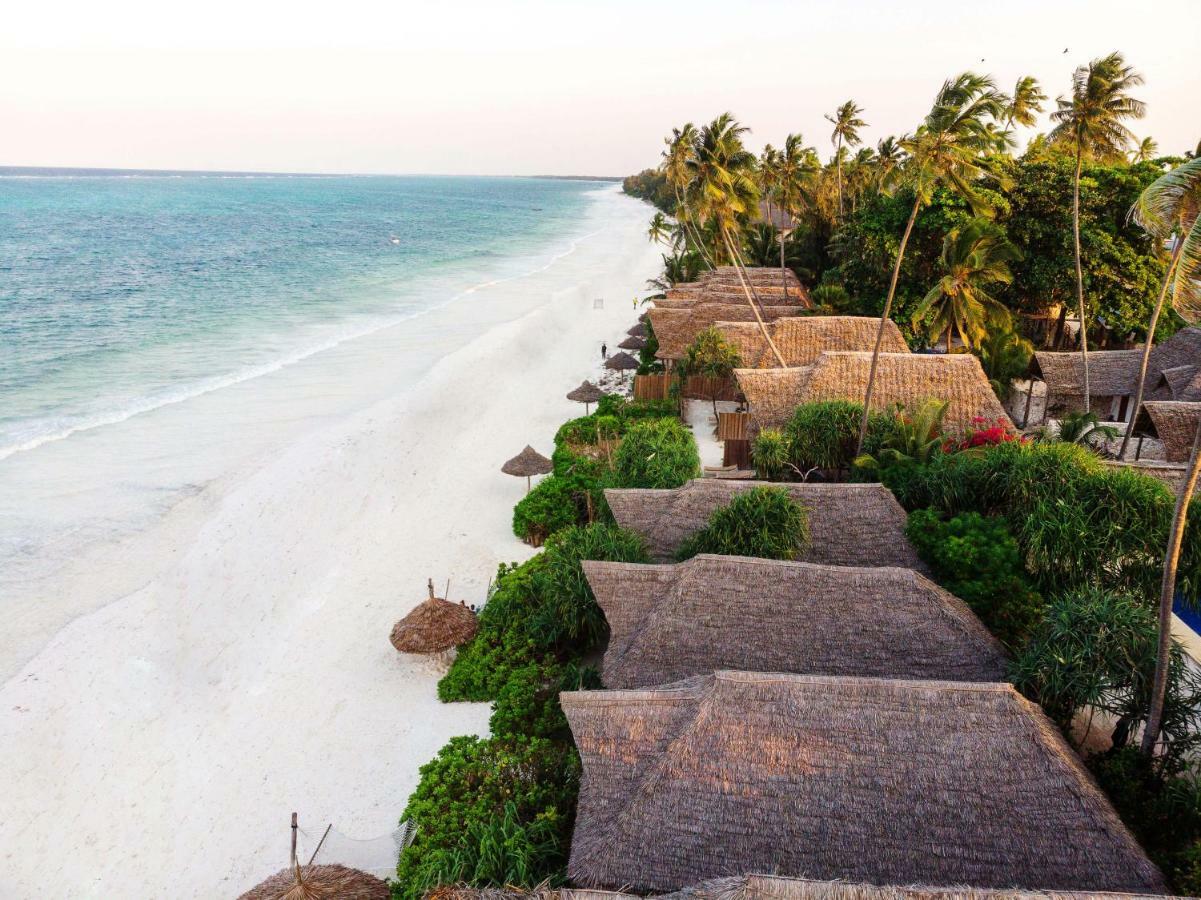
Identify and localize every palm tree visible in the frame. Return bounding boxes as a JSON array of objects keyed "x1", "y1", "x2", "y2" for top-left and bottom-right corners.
[
  {"x1": 1131, "y1": 159, "x2": 1201, "y2": 756},
  {"x1": 1005, "y1": 75, "x2": 1047, "y2": 131},
  {"x1": 911, "y1": 220, "x2": 1021, "y2": 351},
  {"x1": 855, "y1": 72, "x2": 1008, "y2": 454},
  {"x1": 1131, "y1": 136, "x2": 1159, "y2": 164},
  {"x1": 686, "y1": 113, "x2": 787, "y2": 367},
  {"x1": 1049, "y1": 52, "x2": 1145, "y2": 414},
  {"x1": 825, "y1": 100, "x2": 866, "y2": 218},
  {"x1": 1118, "y1": 156, "x2": 1200, "y2": 459},
  {"x1": 661, "y1": 124, "x2": 714, "y2": 268},
  {"x1": 772, "y1": 134, "x2": 819, "y2": 298},
  {"x1": 874, "y1": 136, "x2": 905, "y2": 190},
  {"x1": 647, "y1": 211, "x2": 672, "y2": 245}
]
